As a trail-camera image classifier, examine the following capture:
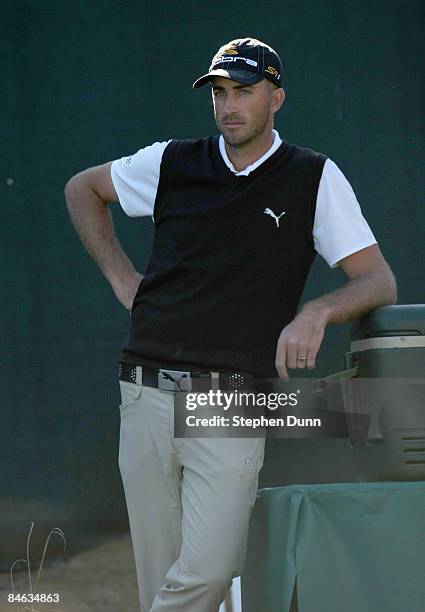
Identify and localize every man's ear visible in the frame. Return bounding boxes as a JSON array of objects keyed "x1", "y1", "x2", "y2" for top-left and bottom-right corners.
[{"x1": 271, "y1": 88, "x2": 285, "y2": 113}]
